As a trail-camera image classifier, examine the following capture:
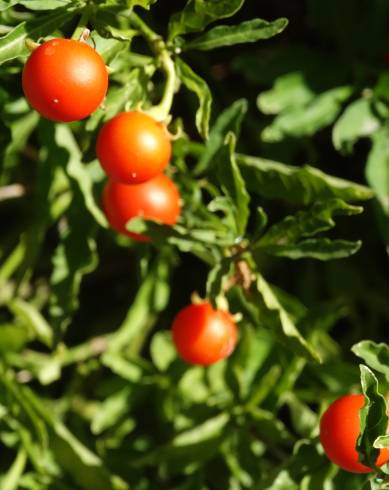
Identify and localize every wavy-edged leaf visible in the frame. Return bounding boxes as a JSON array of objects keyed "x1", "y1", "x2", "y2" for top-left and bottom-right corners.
[
  {"x1": 168, "y1": 0, "x2": 244, "y2": 41},
  {"x1": 228, "y1": 325, "x2": 275, "y2": 402},
  {"x1": 86, "y1": 68, "x2": 150, "y2": 132},
  {"x1": 8, "y1": 298, "x2": 53, "y2": 348},
  {"x1": 257, "y1": 72, "x2": 316, "y2": 115},
  {"x1": 352, "y1": 340, "x2": 389, "y2": 382},
  {"x1": 0, "y1": 5, "x2": 80, "y2": 64},
  {"x1": 3, "y1": 379, "x2": 127, "y2": 489},
  {"x1": 184, "y1": 17, "x2": 288, "y2": 51},
  {"x1": 237, "y1": 154, "x2": 373, "y2": 205},
  {"x1": 206, "y1": 257, "x2": 234, "y2": 305},
  {"x1": 132, "y1": 413, "x2": 230, "y2": 472},
  {"x1": 49, "y1": 192, "x2": 98, "y2": 335},
  {"x1": 128, "y1": 0, "x2": 157, "y2": 8},
  {"x1": 107, "y1": 253, "x2": 172, "y2": 354},
  {"x1": 214, "y1": 132, "x2": 250, "y2": 236},
  {"x1": 91, "y1": 387, "x2": 132, "y2": 435},
  {"x1": 126, "y1": 218, "x2": 233, "y2": 264},
  {"x1": 374, "y1": 435, "x2": 389, "y2": 450},
  {"x1": 175, "y1": 57, "x2": 212, "y2": 139},
  {"x1": 357, "y1": 366, "x2": 389, "y2": 469},
  {"x1": 11, "y1": 121, "x2": 61, "y2": 284},
  {"x1": 333, "y1": 98, "x2": 380, "y2": 153},
  {"x1": 2, "y1": 111, "x2": 39, "y2": 185},
  {"x1": 19, "y1": 0, "x2": 74, "y2": 9},
  {"x1": 262, "y1": 238, "x2": 361, "y2": 261},
  {"x1": 53, "y1": 125, "x2": 107, "y2": 227},
  {"x1": 253, "y1": 273, "x2": 320, "y2": 362},
  {"x1": 257, "y1": 198, "x2": 363, "y2": 248},
  {"x1": 261, "y1": 86, "x2": 353, "y2": 142},
  {"x1": 194, "y1": 98, "x2": 247, "y2": 175},
  {"x1": 0, "y1": 1, "x2": 15, "y2": 11},
  {"x1": 366, "y1": 126, "x2": 389, "y2": 215}
]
